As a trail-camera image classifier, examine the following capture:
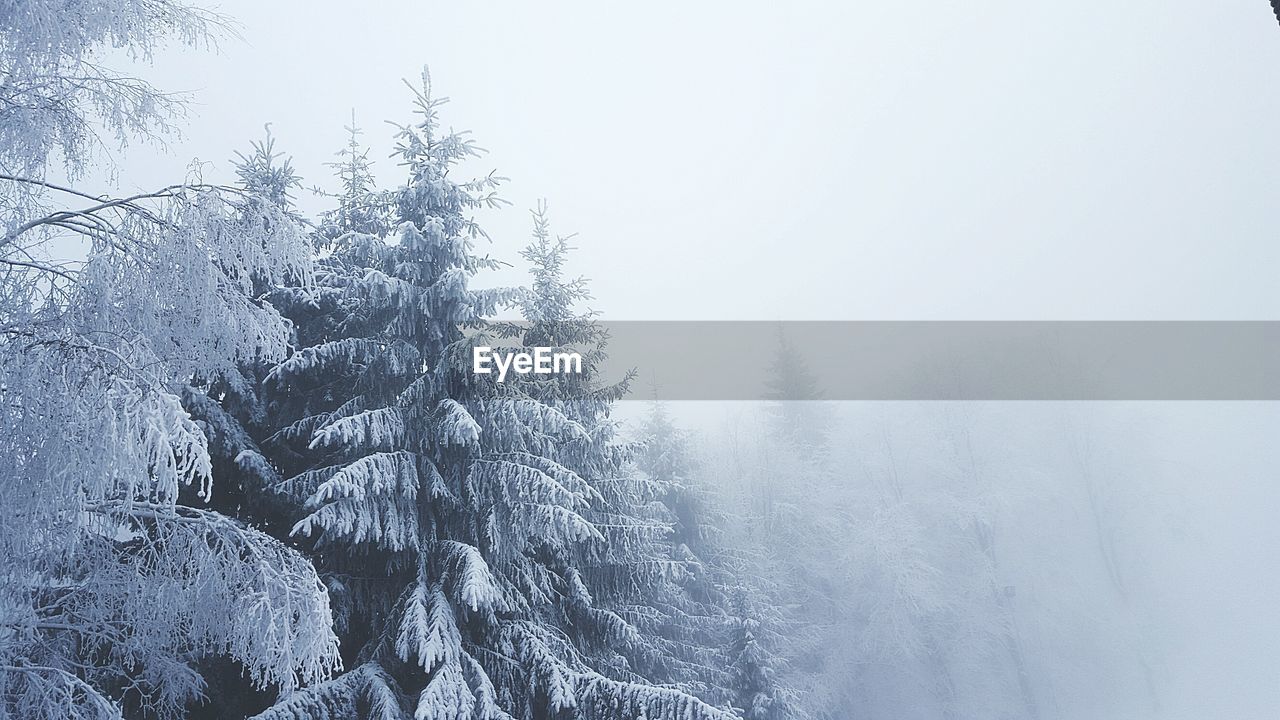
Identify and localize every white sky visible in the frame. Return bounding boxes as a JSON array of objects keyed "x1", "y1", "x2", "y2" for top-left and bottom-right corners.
[{"x1": 94, "y1": 0, "x2": 1280, "y2": 320}]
